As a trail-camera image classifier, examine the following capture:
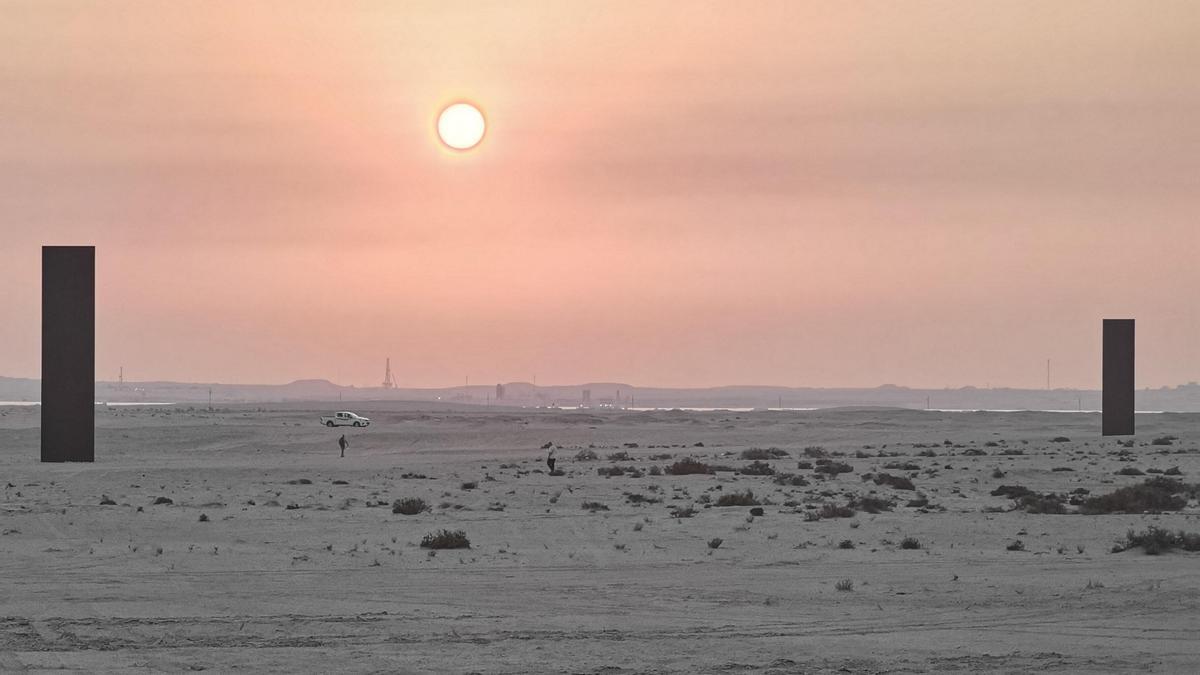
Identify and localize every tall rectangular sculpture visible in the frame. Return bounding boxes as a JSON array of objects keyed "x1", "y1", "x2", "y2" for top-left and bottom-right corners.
[
  {"x1": 41, "y1": 246, "x2": 95, "y2": 462},
  {"x1": 1102, "y1": 318, "x2": 1134, "y2": 436}
]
